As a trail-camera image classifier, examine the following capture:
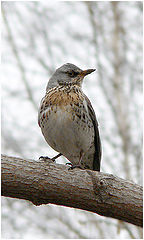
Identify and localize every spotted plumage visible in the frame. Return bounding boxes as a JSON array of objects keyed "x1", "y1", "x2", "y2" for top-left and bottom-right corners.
[{"x1": 38, "y1": 63, "x2": 101, "y2": 171}]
